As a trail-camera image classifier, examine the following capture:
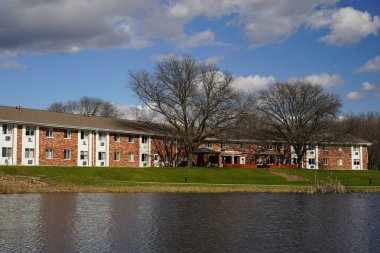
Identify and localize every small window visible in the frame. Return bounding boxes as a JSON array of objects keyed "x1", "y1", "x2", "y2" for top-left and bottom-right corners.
[
  {"x1": 338, "y1": 146, "x2": 343, "y2": 152},
  {"x1": 322, "y1": 158, "x2": 329, "y2": 166},
  {"x1": 308, "y1": 158, "x2": 315, "y2": 165},
  {"x1": 64, "y1": 149, "x2": 71, "y2": 160},
  {"x1": 25, "y1": 148, "x2": 35, "y2": 159},
  {"x1": 323, "y1": 145, "x2": 328, "y2": 151},
  {"x1": 80, "y1": 151, "x2": 88, "y2": 160},
  {"x1": 114, "y1": 134, "x2": 120, "y2": 142},
  {"x1": 64, "y1": 129, "x2": 71, "y2": 139},
  {"x1": 141, "y1": 136, "x2": 148, "y2": 144},
  {"x1": 25, "y1": 126, "x2": 35, "y2": 136},
  {"x1": 266, "y1": 144, "x2": 273, "y2": 150},
  {"x1": 241, "y1": 144, "x2": 247, "y2": 149},
  {"x1": 2, "y1": 124, "x2": 12, "y2": 135},
  {"x1": 141, "y1": 153, "x2": 148, "y2": 162},
  {"x1": 114, "y1": 152, "x2": 120, "y2": 161},
  {"x1": 128, "y1": 135, "x2": 134, "y2": 143},
  {"x1": 354, "y1": 159, "x2": 360, "y2": 165},
  {"x1": 337, "y1": 159, "x2": 343, "y2": 166},
  {"x1": 98, "y1": 152, "x2": 106, "y2": 161},
  {"x1": 98, "y1": 132, "x2": 106, "y2": 141},
  {"x1": 80, "y1": 131, "x2": 88, "y2": 140},
  {"x1": 128, "y1": 152, "x2": 135, "y2": 162},
  {"x1": 207, "y1": 143, "x2": 213, "y2": 148},
  {"x1": 46, "y1": 149, "x2": 53, "y2": 159},
  {"x1": 2, "y1": 147, "x2": 12, "y2": 158},
  {"x1": 353, "y1": 146, "x2": 360, "y2": 152},
  {"x1": 46, "y1": 128, "x2": 53, "y2": 138}
]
